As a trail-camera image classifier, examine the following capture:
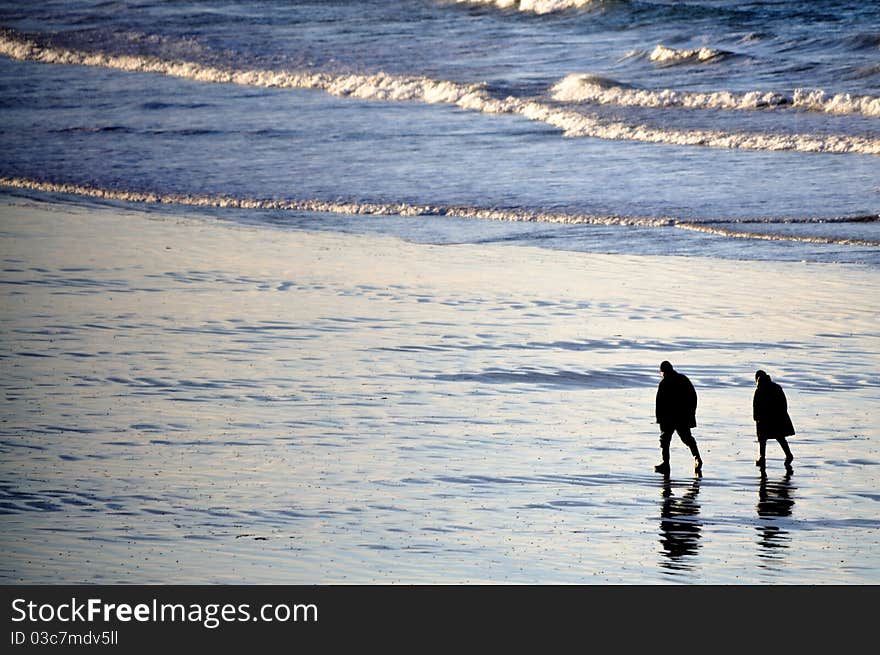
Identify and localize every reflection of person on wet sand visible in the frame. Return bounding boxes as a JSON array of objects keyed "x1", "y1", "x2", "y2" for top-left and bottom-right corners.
[
  {"x1": 756, "y1": 468, "x2": 795, "y2": 556},
  {"x1": 659, "y1": 475, "x2": 702, "y2": 569},
  {"x1": 753, "y1": 370, "x2": 795, "y2": 469}
]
